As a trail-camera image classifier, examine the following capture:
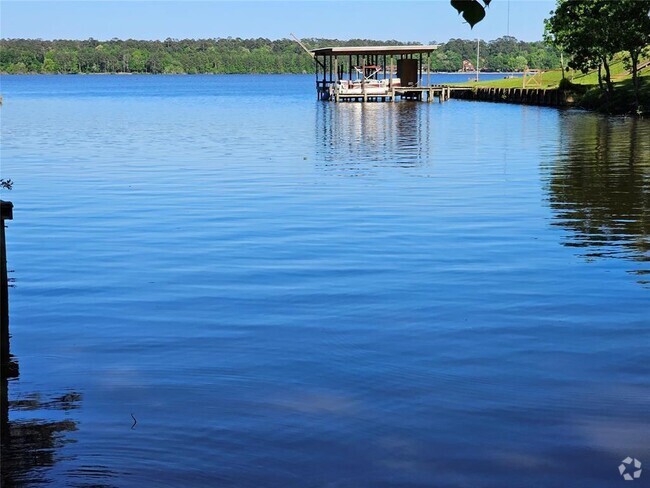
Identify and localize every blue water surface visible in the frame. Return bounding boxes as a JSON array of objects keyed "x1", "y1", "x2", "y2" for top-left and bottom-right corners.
[{"x1": 0, "y1": 74, "x2": 648, "y2": 488}]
